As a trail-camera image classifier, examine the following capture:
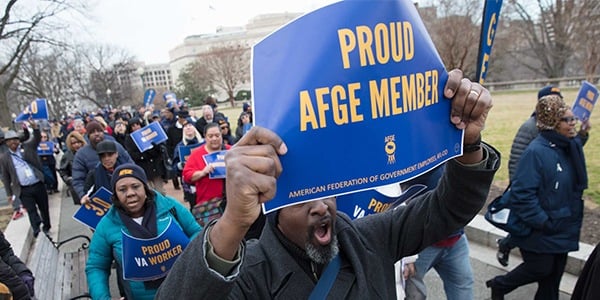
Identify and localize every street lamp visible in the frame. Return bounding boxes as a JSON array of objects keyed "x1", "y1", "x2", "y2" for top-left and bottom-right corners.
[
  {"x1": 106, "y1": 88, "x2": 112, "y2": 105},
  {"x1": 136, "y1": 67, "x2": 145, "y2": 90}
]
